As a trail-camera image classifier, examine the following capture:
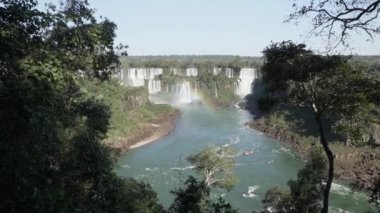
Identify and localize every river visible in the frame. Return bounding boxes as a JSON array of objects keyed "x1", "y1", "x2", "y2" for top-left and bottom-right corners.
[{"x1": 116, "y1": 103, "x2": 376, "y2": 212}]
